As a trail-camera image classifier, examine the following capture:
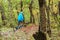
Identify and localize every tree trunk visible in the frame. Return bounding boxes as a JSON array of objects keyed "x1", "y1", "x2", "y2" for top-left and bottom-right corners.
[
  {"x1": 58, "y1": 1, "x2": 60, "y2": 15},
  {"x1": 46, "y1": 0, "x2": 51, "y2": 37},
  {"x1": 29, "y1": 0, "x2": 35, "y2": 23},
  {"x1": 31, "y1": 0, "x2": 47, "y2": 40},
  {"x1": 46, "y1": 6, "x2": 51, "y2": 37},
  {"x1": 20, "y1": 0, "x2": 23, "y2": 11},
  {"x1": 0, "y1": 5, "x2": 6, "y2": 25},
  {"x1": 38, "y1": 0, "x2": 46, "y2": 32}
]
